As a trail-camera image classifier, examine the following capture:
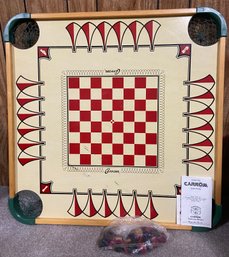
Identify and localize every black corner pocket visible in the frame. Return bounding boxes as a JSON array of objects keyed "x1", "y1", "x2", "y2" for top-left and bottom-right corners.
[
  {"x1": 188, "y1": 13, "x2": 220, "y2": 46},
  {"x1": 10, "y1": 19, "x2": 40, "y2": 49},
  {"x1": 13, "y1": 190, "x2": 43, "y2": 219}
]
